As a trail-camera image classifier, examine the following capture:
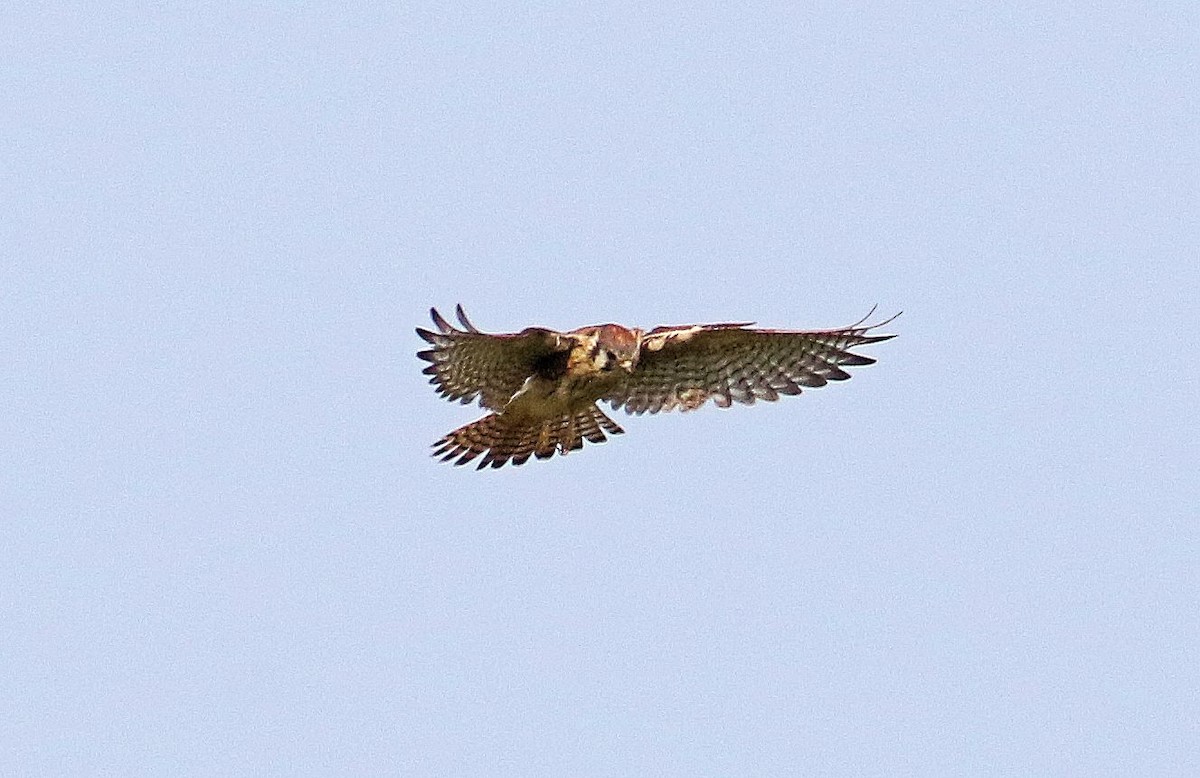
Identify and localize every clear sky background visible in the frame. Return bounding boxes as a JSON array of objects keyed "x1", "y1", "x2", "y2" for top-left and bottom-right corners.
[{"x1": 5, "y1": 3, "x2": 1198, "y2": 775}]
